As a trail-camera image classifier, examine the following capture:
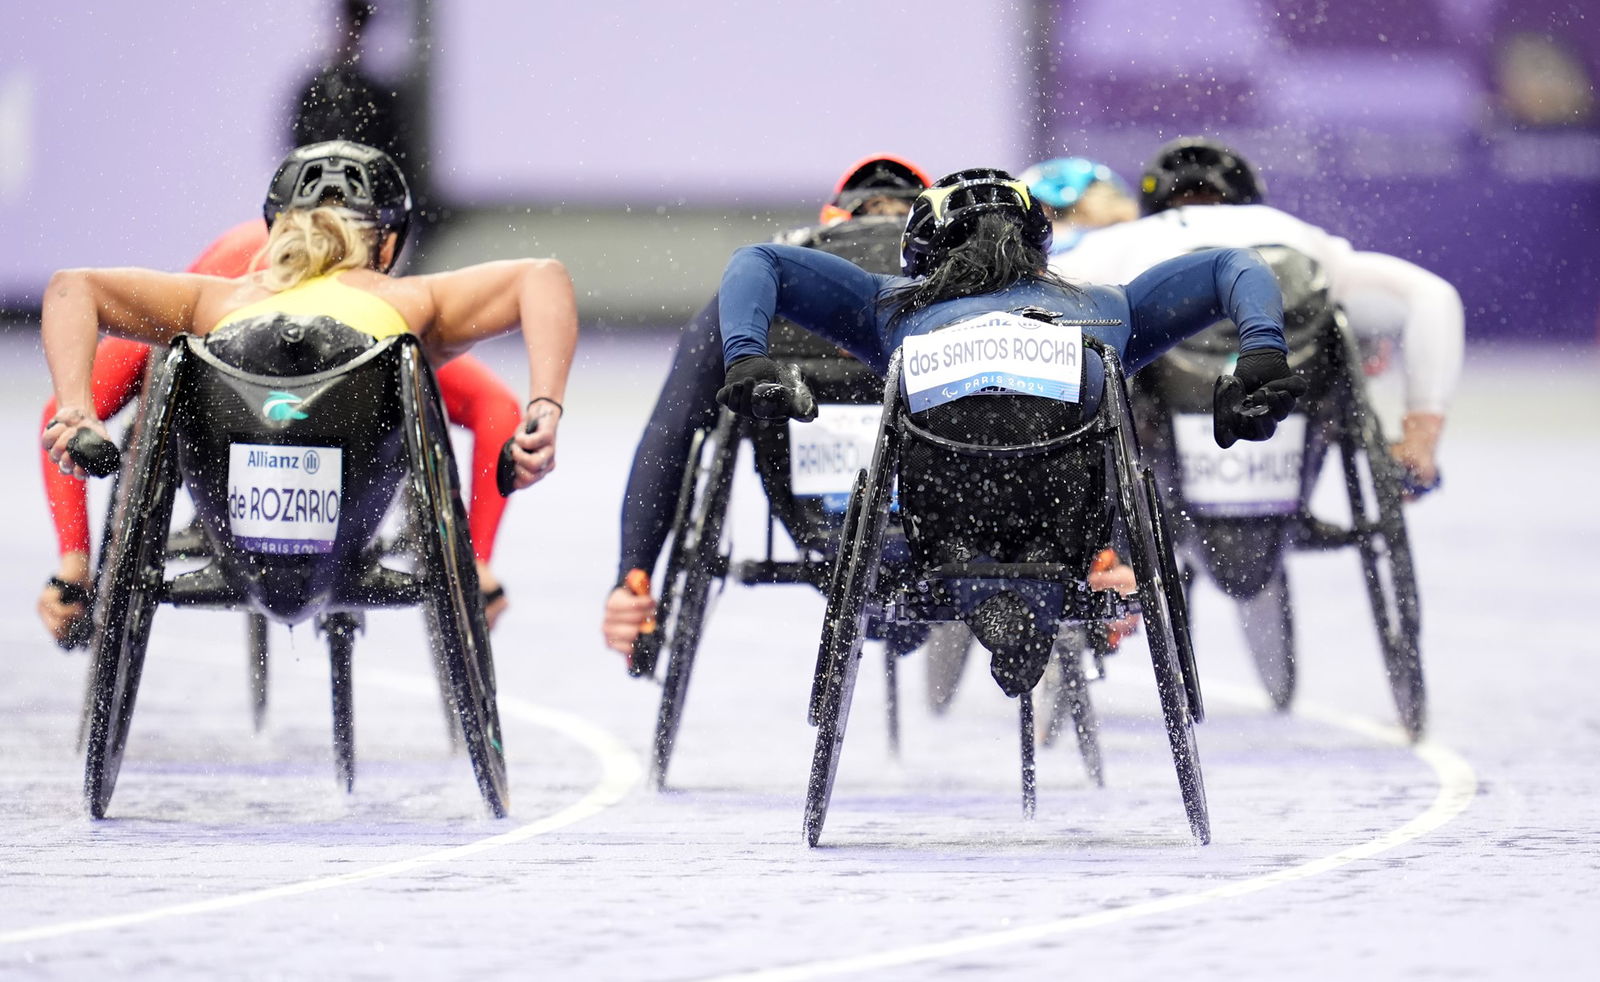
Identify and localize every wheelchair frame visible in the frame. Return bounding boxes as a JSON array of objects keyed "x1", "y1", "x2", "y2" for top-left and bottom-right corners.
[
  {"x1": 1137, "y1": 313, "x2": 1425, "y2": 739},
  {"x1": 632, "y1": 357, "x2": 945, "y2": 791},
  {"x1": 802, "y1": 339, "x2": 1208, "y2": 846},
  {"x1": 80, "y1": 335, "x2": 508, "y2": 818}
]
